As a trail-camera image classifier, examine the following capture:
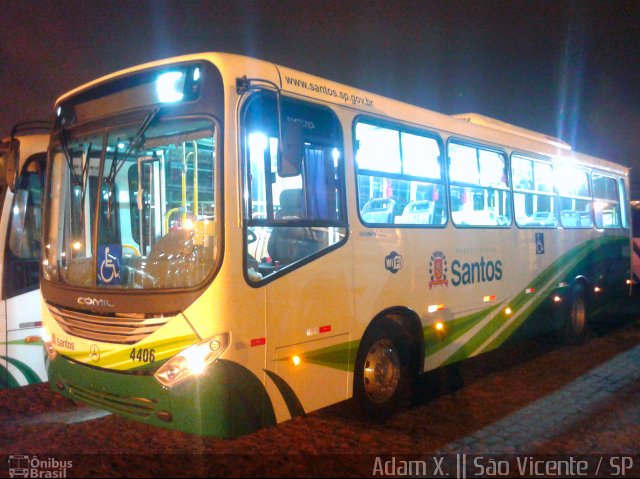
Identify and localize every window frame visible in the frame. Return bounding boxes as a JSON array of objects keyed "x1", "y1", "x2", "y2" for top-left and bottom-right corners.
[
  {"x1": 510, "y1": 153, "x2": 558, "y2": 229},
  {"x1": 556, "y1": 163, "x2": 594, "y2": 229},
  {"x1": 447, "y1": 138, "x2": 512, "y2": 229},
  {"x1": 591, "y1": 171, "x2": 624, "y2": 230},
  {"x1": 353, "y1": 115, "x2": 448, "y2": 229},
  {"x1": 240, "y1": 90, "x2": 348, "y2": 287}
]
